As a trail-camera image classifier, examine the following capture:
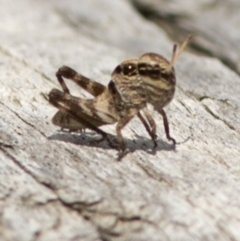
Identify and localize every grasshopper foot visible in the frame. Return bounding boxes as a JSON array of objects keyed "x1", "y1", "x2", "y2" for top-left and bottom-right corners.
[
  {"x1": 168, "y1": 136, "x2": 176, "y2": 145},
  {"x1": 117, "y1": 148, "x2": 129, "y2": 161}
]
